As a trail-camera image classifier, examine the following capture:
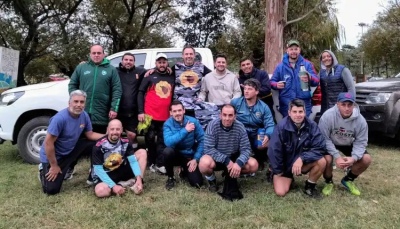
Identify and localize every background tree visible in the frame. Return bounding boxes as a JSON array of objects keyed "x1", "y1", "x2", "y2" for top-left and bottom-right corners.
[{"x1": 175, "y1": 0, "x2": 227, "y2": 49}]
